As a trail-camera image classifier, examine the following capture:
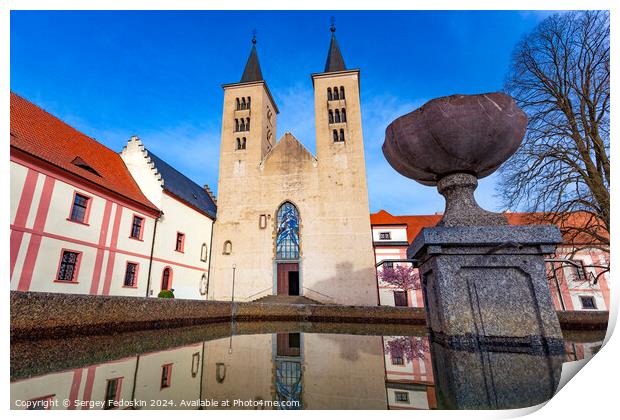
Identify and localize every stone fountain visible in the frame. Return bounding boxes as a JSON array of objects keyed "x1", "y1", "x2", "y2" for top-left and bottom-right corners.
[{"x1": 383, "y1": 93, "x2": 565, "y2": 409}]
